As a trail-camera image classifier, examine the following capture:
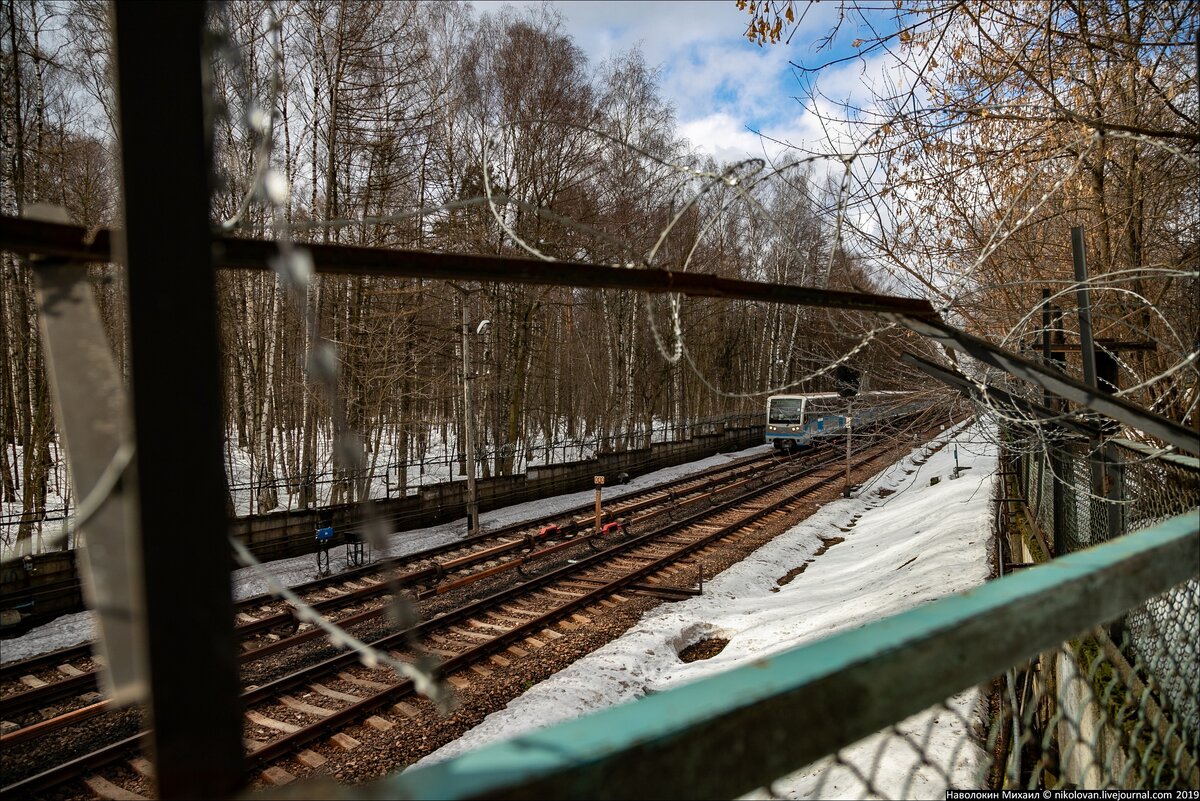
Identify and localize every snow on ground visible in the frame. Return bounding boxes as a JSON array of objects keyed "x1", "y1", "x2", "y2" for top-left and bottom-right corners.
[
  {"x1": 0, "y1": 610, "x2": 95, "y2": 665},
  {"x1": 0, "y1": 443, "x2": 774, "y2": 665},
  {"x1": 0, "y1": 423, "x2": 999, "y2": 795},
  {"x1": 413, "y1": 421, "x2": 998, "y2": 798}
]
